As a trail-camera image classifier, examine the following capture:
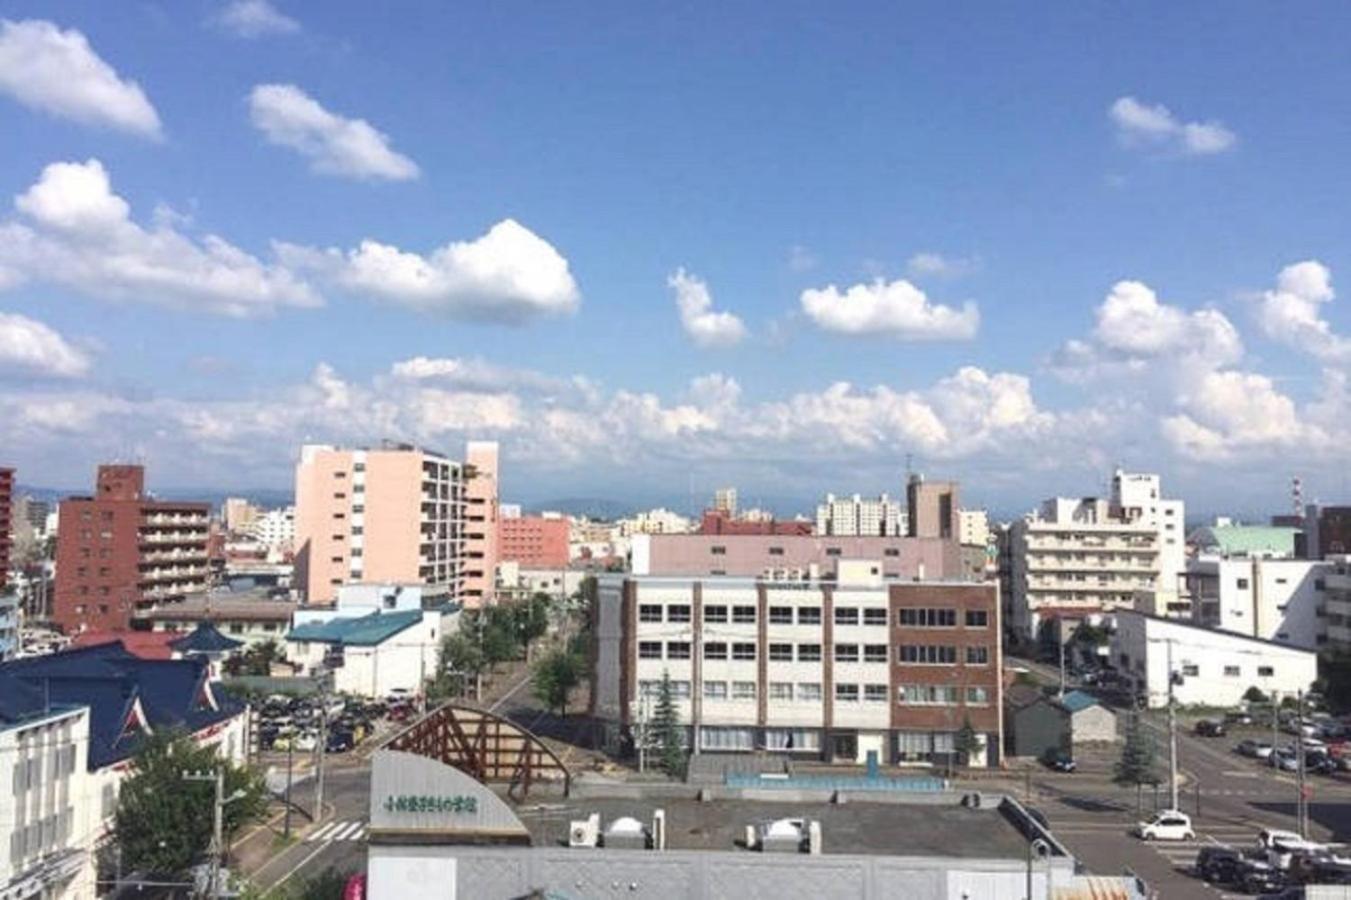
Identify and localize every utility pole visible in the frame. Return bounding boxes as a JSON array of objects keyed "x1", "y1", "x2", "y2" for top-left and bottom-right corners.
[
  {"x1": 1297, "y1": 689, "x2": 1308, "y2": 838},
  {"x1": 1058, "y1": 635, "x2": 1067, "y2": 699},
  {"x1": 283, "y1": 739, "x2": 294, "y2": 839},
  {"x1": 314, "y1": 686, "x2": 328, "y2": 826},
  {"x1": 1167, "y1": 639, "x2": 1179, "y2": 812},
  {"x1": 1272, "y1": 690, "x2": 1280, "y2": 757},
  {"x1": 183, "y1": 769, "x2": 224, "y2": 899}
]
